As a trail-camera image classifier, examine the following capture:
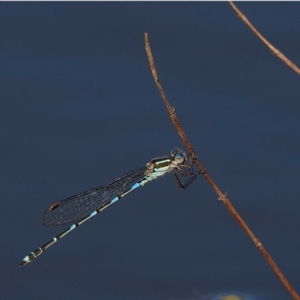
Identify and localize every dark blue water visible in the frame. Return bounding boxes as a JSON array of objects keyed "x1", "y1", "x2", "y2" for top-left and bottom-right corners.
[{"x1": 1, "y1": 2, "x2": 300, "y2": 300}]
